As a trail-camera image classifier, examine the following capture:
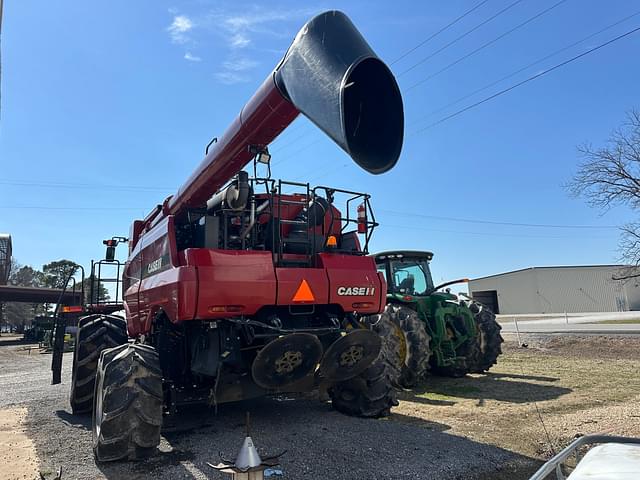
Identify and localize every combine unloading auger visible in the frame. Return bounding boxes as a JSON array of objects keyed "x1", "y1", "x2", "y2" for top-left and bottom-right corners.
[{"x1": 165, "y1": 10, "x2": 403, "y2": 216}]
